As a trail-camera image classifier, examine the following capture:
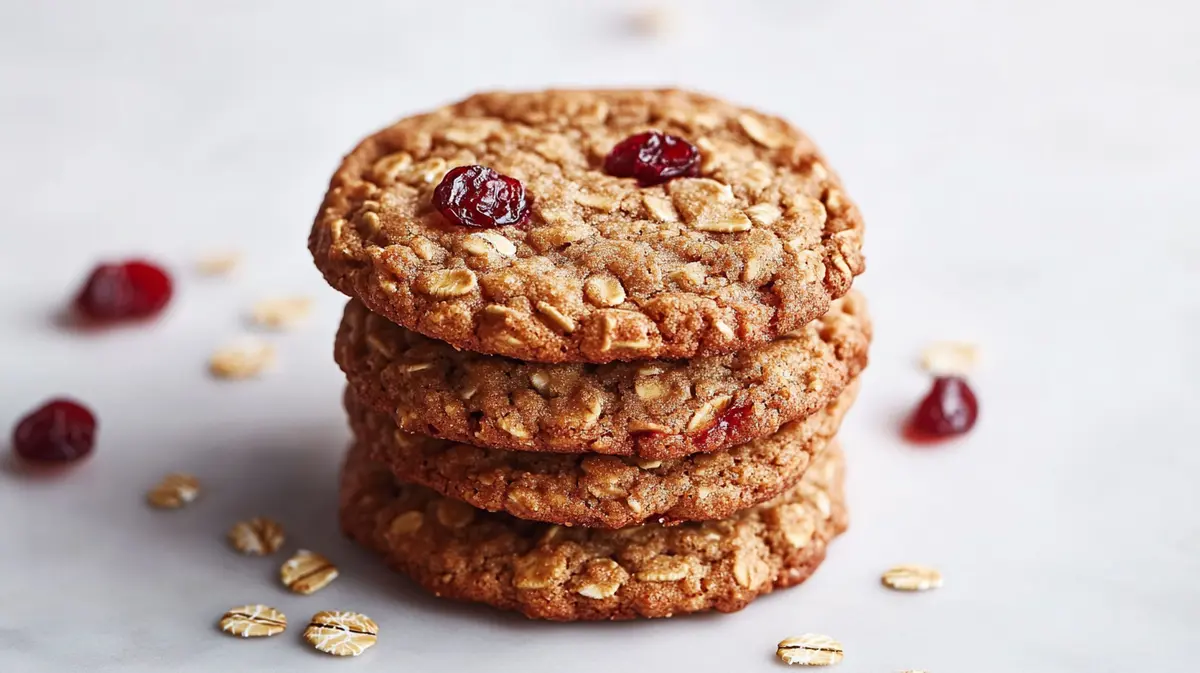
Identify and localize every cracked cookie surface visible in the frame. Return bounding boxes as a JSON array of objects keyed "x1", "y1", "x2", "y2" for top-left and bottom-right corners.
[
  {"x1": 339, "y1": 441, "x2": 847, "y2": 621},
  {"x1": 346, "y1": 378, "x2": 856, "y2": 529},
  {"x1": 310, "y1": 89, "x2": 865, "y2": 363},
  {"x1": 336, "y1": 291, "x2": 869, "y2": 460}
]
